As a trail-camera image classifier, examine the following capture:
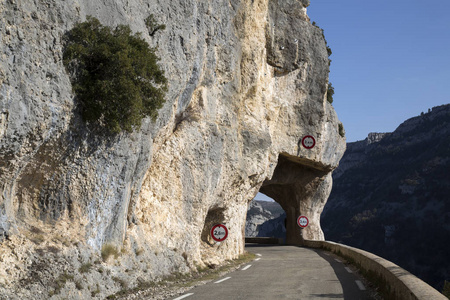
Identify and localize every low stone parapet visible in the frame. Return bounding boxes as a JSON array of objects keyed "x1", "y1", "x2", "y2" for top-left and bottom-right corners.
[
  {"x1": 303, "y1": 240, "x2": 446, "y2": 300},
  {"x1": 245, "y1": 237, "x2": 283, "y2": 244}
]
